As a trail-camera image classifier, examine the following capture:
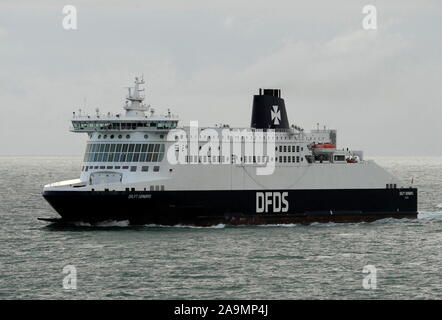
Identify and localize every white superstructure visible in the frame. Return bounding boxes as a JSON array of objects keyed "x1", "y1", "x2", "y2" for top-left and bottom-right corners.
[{"x1": 44, "y1": 77, "x2": 403, "y2": 194}]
